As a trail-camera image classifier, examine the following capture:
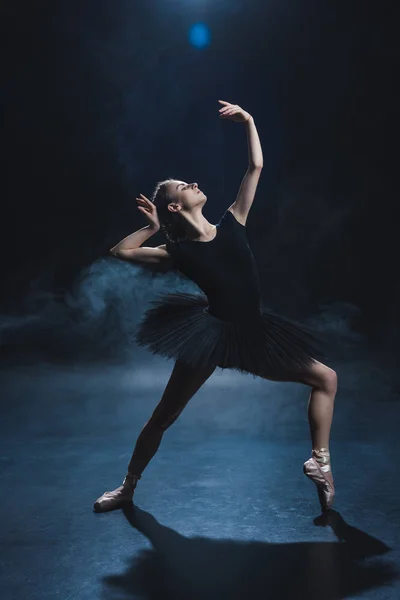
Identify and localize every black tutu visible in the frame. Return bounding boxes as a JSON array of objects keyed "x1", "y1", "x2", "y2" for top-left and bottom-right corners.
[{"x1": 135, "y1": 292, "x2": 327, "y2": 380}]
